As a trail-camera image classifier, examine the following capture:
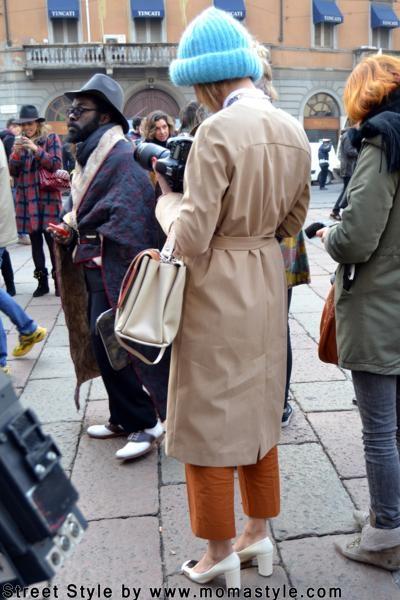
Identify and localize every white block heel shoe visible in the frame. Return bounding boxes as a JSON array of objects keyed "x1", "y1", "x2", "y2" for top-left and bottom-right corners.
[
  {"x1": 182, "y1": 552, "x2": 241, "y2": 589},
  {"x1": 237, "y1": 537, "x2": 274, "y2": 576}
]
